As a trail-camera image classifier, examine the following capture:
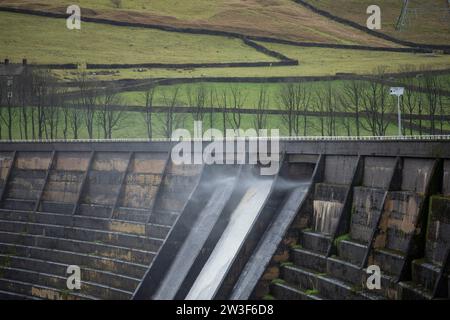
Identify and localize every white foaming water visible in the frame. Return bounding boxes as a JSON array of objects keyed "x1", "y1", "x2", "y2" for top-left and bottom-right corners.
[
  {"x1": 153, "y1": 177, "x2": 236, "y2": 300},
  {"x1": 186, "y1": 178, "x2": 274, "y2": 300}
]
